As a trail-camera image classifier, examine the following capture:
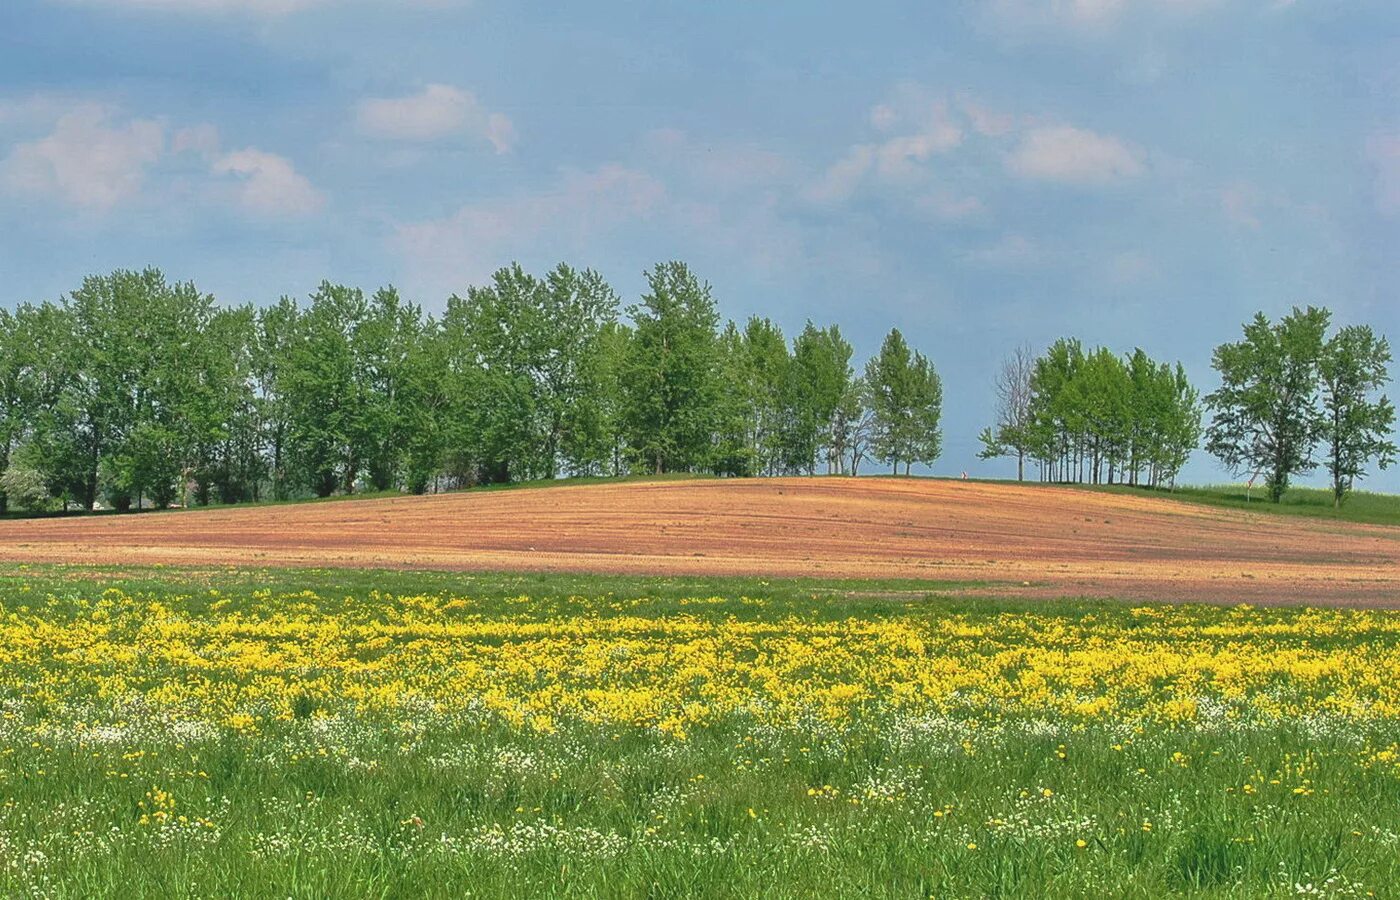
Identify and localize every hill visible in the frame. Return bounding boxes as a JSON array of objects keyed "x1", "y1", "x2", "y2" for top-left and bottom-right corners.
[{"x1": 0, "y1": 477, "x2": 1396, "y2": 605}]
